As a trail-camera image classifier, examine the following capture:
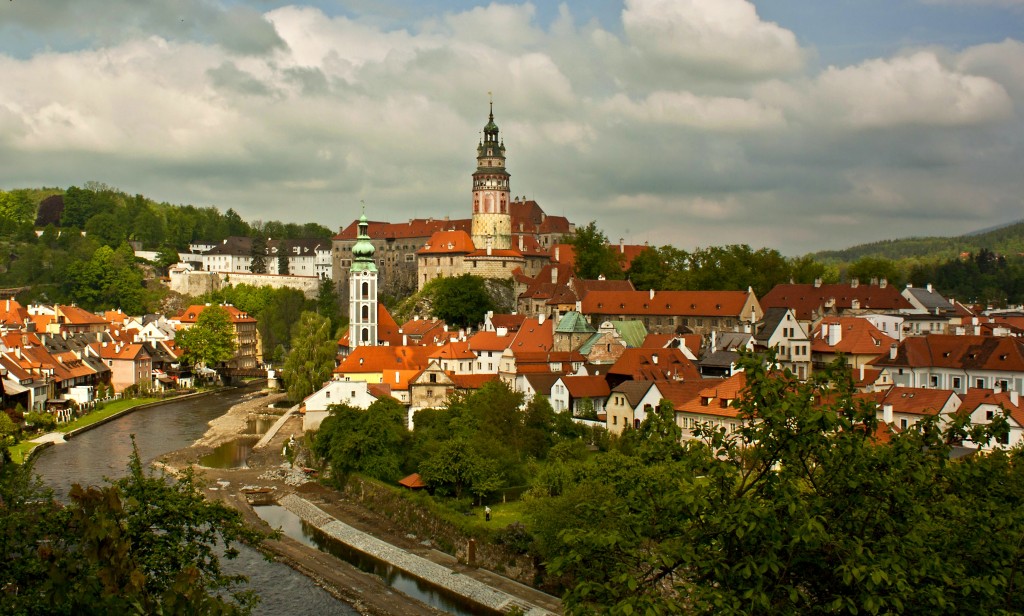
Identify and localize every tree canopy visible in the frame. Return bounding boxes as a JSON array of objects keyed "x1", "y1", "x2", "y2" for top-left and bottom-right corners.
[
  {"x1": 176, "y1": 306, "x2": 236, "y2": 369},
  {"x1": 427, "y1": 274, "x2": 495, "y2": 329},
  {"x1": 565, "y1": 221, "x2": 625, "y2": 280},
  {"x1": 283, "y1": 311, "x2": 336, "y2": 402}
]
